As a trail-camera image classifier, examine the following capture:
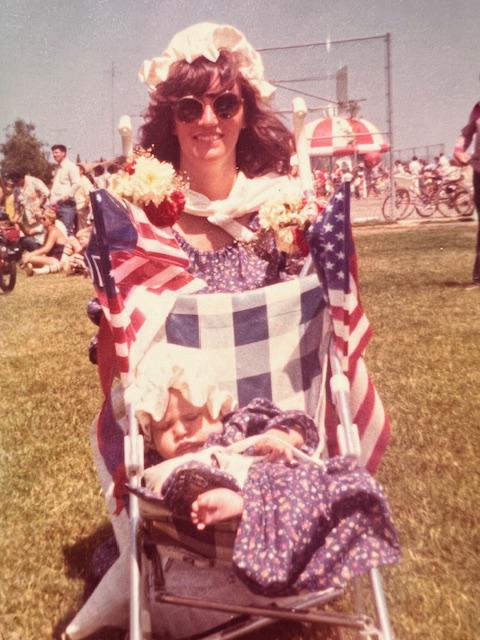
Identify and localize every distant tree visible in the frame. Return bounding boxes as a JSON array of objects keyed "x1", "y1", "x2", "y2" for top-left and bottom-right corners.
[{"x1": 0, "y1": 119, "x2": 53, "y2": 183}]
